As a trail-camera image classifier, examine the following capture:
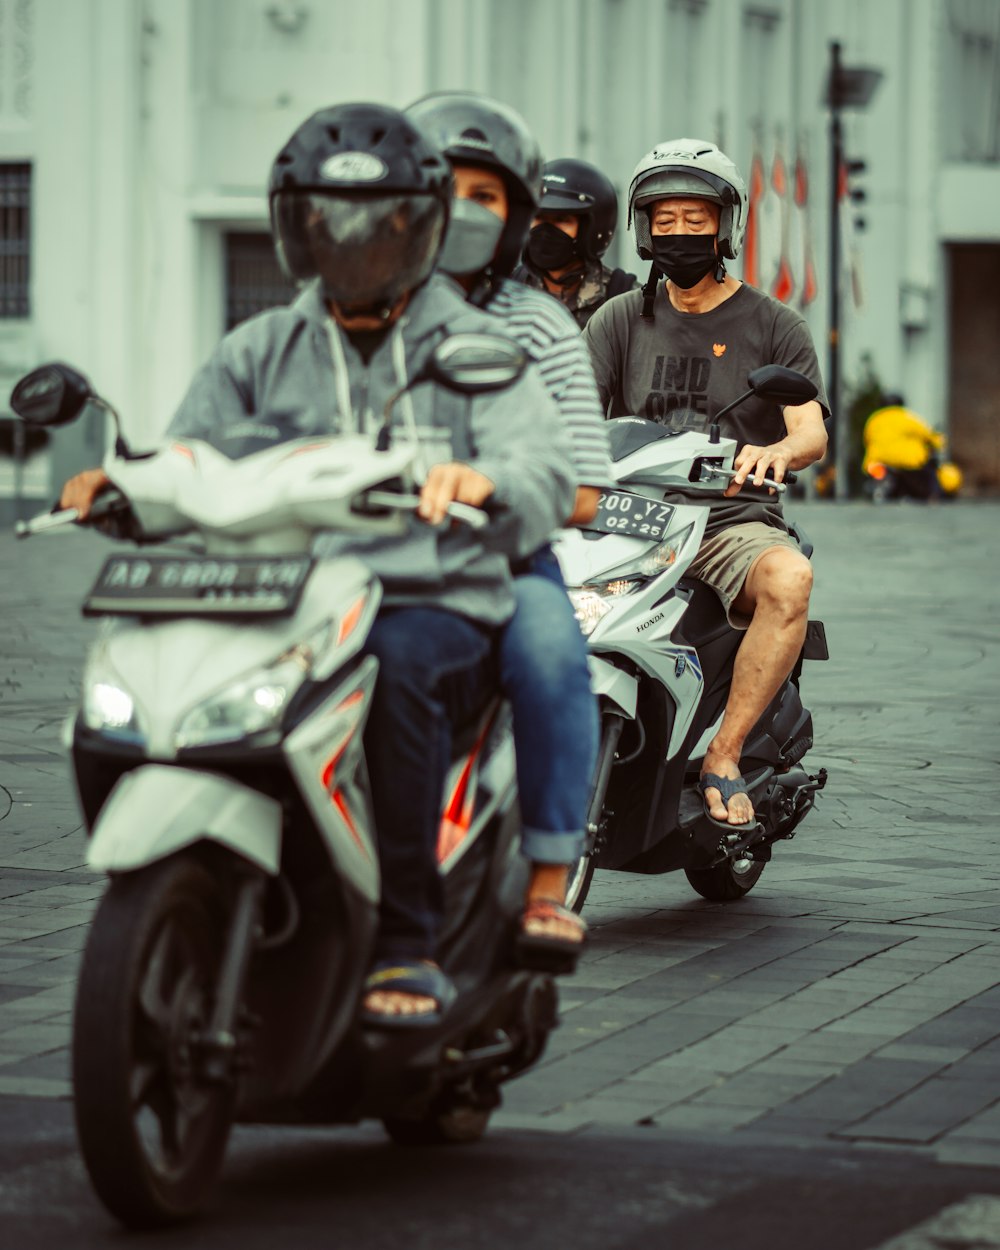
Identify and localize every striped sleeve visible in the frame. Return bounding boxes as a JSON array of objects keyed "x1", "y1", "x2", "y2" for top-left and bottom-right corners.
[{"x1": 488, "y1": 282, "x2": 613, "y2": 488}]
